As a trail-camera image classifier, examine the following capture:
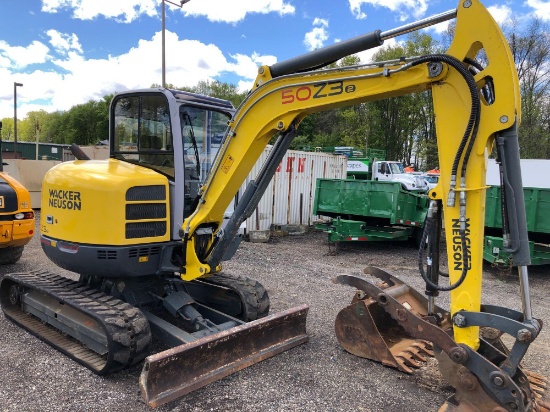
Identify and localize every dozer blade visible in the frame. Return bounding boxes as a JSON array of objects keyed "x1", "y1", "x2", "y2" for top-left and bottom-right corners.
[
  {"x1": 334, "y1": 267, "x2": 448, "y2": 374},
  {"x1": 140, "y1": 304, "x2": 308, "y2": 408}
]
